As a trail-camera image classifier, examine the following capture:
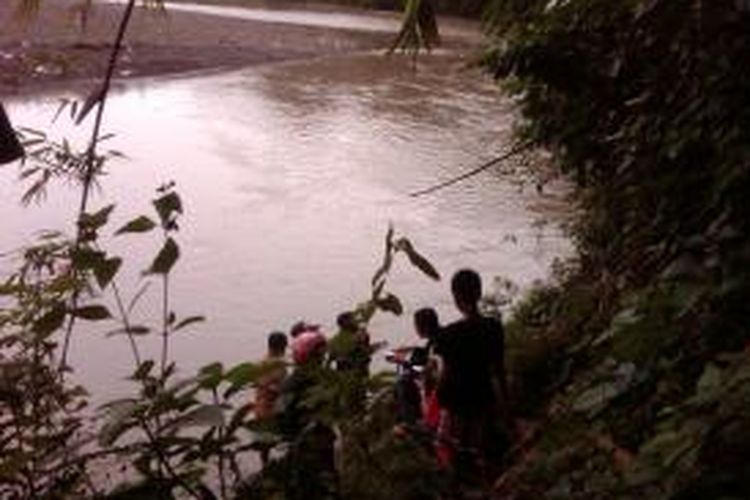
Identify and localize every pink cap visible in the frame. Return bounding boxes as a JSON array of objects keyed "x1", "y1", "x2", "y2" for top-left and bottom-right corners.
[{"x1": 291, "y1": 330, "x2": 327, "y2": 364}]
